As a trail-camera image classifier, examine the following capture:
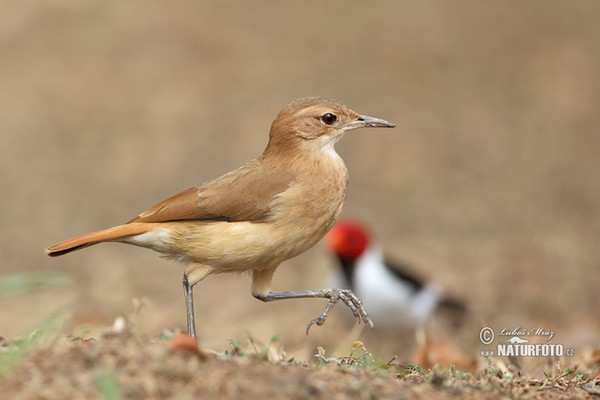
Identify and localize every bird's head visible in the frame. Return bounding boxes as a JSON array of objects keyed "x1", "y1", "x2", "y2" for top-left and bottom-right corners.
[
  {"x1": 325, "y1": 219, "x2": 371, "y2": 260},
  {"x1": 267, "y1": 97, "x2": 395, "y2": 152}
]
